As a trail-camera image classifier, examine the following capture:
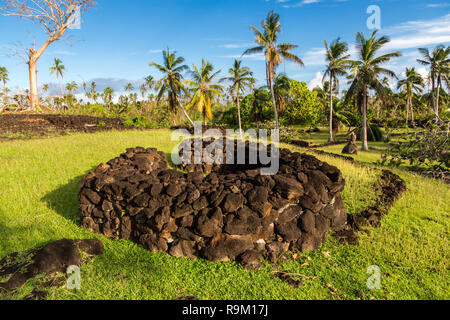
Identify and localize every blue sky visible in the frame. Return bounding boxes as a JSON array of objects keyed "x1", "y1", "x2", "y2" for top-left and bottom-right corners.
[{"x1": 0, "y1": 0, "x2": 449, "y2": 95}]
